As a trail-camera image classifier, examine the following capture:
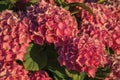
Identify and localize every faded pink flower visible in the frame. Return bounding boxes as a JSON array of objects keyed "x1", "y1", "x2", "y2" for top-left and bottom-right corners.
[
  {"x1": 0, "y1": 10, "x2": 32, "y2": 79},
  {"x1": 0, "y1": 61, "x2": 52, "y2": 80},
  {"x1": 0, "y1": 61, "x2": 29, "y2": 80},
  {"x1": 26, "y1": 1, "x2": 78, "y2": 45},
  {"x1": 79, "y1": 3, "x2": 120, "y2": 54},
  {"x1": 104, "y1": 0, "x2": 120, "y2": 9},
  {"x1": 57, "y1": 35, "x2": 107, "y2": 77},
  {"x1": 0, "y1": 10, "x2": 32, "y2": 61}
]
